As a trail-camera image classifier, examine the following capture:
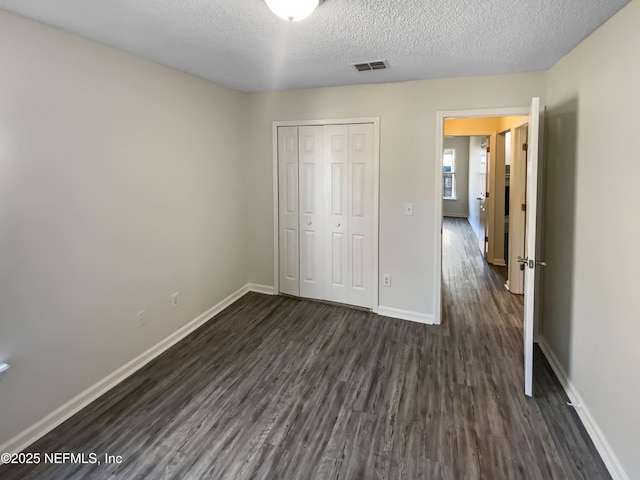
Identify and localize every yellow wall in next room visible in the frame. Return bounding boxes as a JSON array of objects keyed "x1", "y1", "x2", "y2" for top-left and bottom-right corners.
[{"x1": 444, "y1": 116, "x2": 527, "y2": 136}]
